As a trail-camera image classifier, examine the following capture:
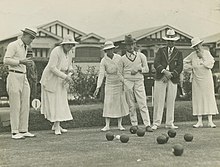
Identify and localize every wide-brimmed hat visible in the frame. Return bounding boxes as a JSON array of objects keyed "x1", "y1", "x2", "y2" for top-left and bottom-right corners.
[
  {"x1": 191, "y1": 37, "x2": 203, "y2": 48},
  {"x1": 21, "y1": 28, "x2": 37, "y2": 38},
  {"x1": 103, "y1": 41, "x2": 116, "y2": 50},
  {"x1": 60, "y1": 35, "x2": 78, "y2": 45},
  {"x1": 162, "y1": 29, "x2": 179, "y2": 41},
  {"x1": 122, "y1": 34, "x2": 135, "y2": 45}
]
